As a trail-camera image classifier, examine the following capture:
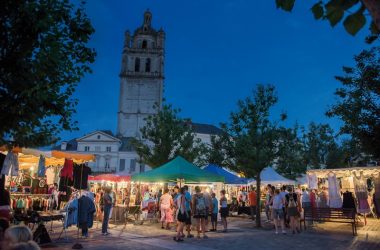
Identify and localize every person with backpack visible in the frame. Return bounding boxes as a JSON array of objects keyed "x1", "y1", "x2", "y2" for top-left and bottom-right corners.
[
  {"x1": 219, "y1": 190, "x2": 228, "y2": 232},
  {"x1": 285, "y1": 187, "x2": 301, "y2": 234},
  {"x1": 191, "y1": 186, "x2": 208, "y2": 239}
]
